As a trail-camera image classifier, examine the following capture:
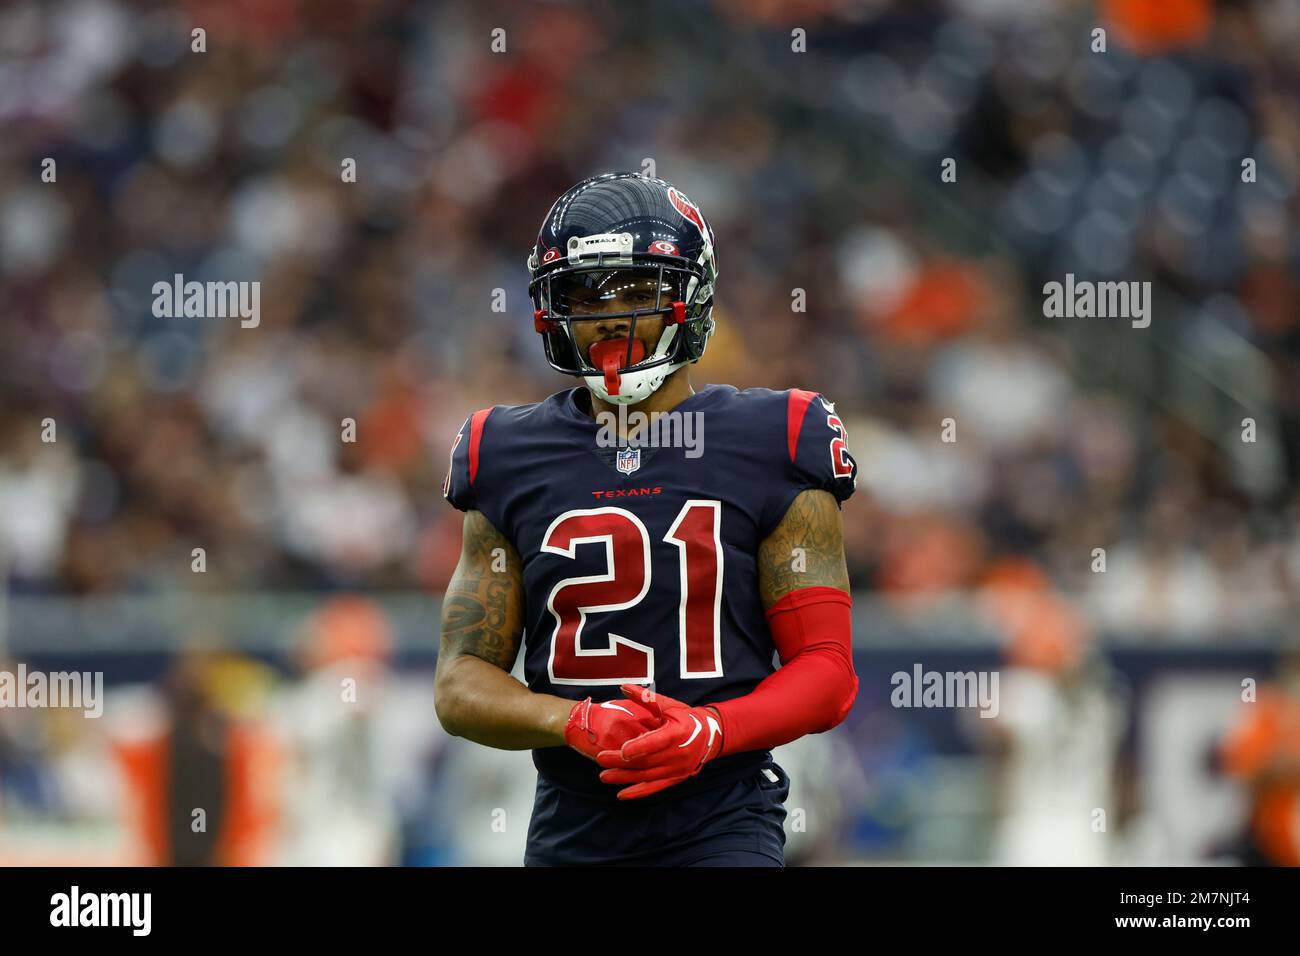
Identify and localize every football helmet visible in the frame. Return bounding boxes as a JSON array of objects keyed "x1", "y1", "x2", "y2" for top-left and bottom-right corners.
[{"x1": 527, "y1": 172, "x2": 718, "y2": 404}]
